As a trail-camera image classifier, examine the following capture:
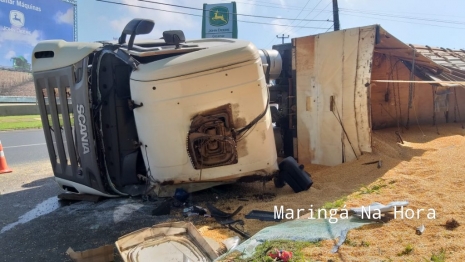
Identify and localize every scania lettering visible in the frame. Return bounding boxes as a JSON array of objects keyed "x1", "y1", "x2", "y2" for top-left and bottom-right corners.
[{"x1": 76, "y1": 104, "x2": 89, "y2": 154}]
